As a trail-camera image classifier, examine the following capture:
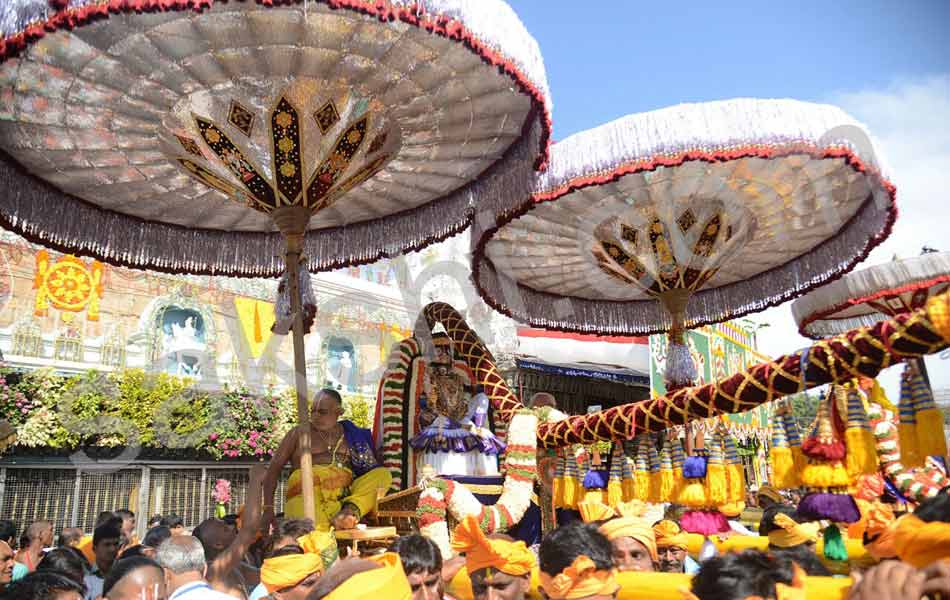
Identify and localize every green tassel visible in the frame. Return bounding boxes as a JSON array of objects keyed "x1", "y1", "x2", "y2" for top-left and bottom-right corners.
[{"x1": 823, "y1": 525, "x2": 848, "y2": 562}]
